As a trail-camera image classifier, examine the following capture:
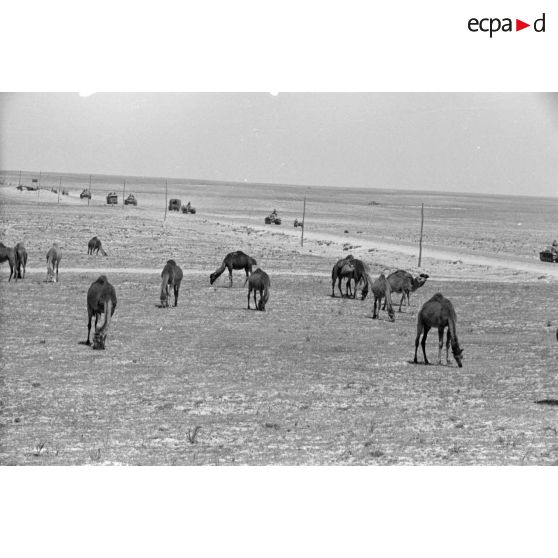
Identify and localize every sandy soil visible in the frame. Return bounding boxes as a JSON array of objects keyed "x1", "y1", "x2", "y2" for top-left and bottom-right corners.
[{"x1": 1, "y1": 176, "x2": 557, "y2": 465}]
